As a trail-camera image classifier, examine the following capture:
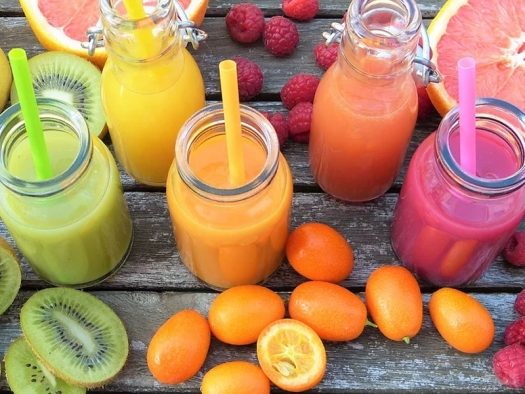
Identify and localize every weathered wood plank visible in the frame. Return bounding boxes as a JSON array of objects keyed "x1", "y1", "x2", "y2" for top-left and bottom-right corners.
[
  {"x1": 0, "y1": 291, "x2": 519, "y2": 393},
  {"x1": 2, "y1": 191, "x2": 524, "y2": 292}
]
